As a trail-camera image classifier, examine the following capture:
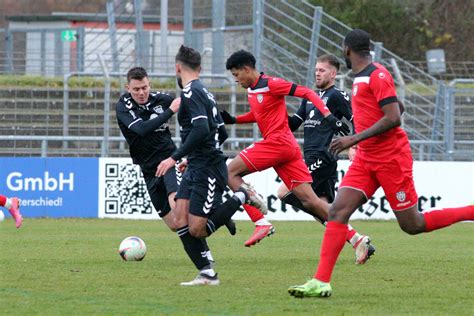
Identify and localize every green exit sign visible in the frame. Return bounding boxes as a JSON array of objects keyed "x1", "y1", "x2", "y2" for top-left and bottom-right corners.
[{"x1": 61, "y1": 30, "x2": 77, "y2": 42}]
